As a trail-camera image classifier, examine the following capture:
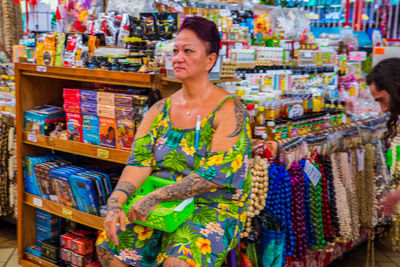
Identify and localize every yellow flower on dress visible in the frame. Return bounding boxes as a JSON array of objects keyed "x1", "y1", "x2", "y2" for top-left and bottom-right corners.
[
  {"x1": 240, "y1": 211, "x2": 248, "y2": 223},
  {"x1": 96, "y1": 231, "x2": 107, "y2": 244},
  {"x1": 199, "y1": 158, "x2": 206, "y2": 166},
  {"x1": 141, "y1": 158, "x2": 154, "y2": 167},
  {"x1": 182, "y1": 146, "x2": 196, "y2": 156},
  {"x1": 195, "y1": 237, "x2": 212, "y2": 255},
  {"x1": 180, "y1": 138, "x2": 188, "y2": 147},
  {"x1": 177, "y1": 245, "x2": 193, "y2": 257},
  {"x1": 186, "y1": 258, "x2": 201, "y2": 267},
  {"x1": 209, "y1": 188, "x2": 218, "y2": 192},
  {"x1": 217, "y1": 202, "x2": 231, "y2": 212},
  {"x1": 133, "y1": 225, "x2": 154, "y2": 241},
  {"x1": 231, "y1": 154, "x2": 243, "y2": 172},
  {"x1": 161, "y1": 118, "x2": 168, "y2": 128},
  {"x1": 156, "y1": 252, "x2": 167, "y2": 263},
  {"x1": 207, "y1": 154, "x2": 224, "y2": 166}
]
